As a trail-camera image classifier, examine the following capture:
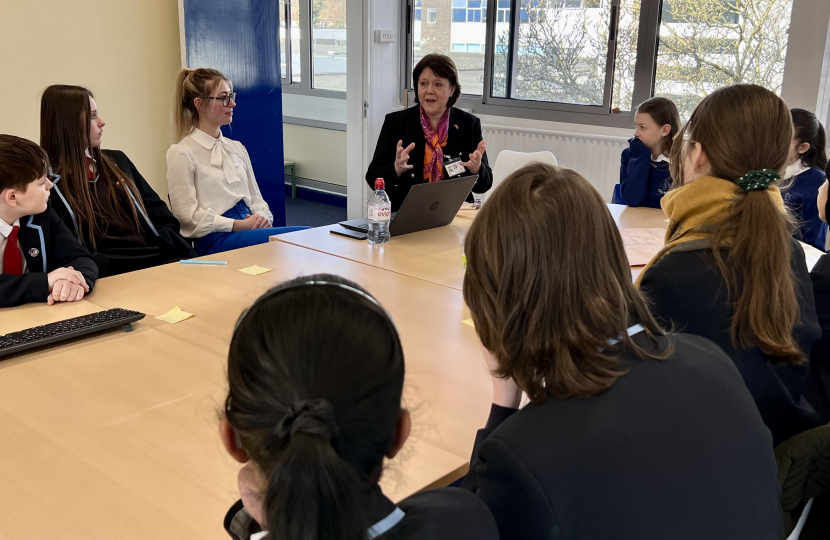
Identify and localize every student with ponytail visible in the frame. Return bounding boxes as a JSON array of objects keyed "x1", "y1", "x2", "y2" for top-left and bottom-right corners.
[
  {"x1": 781, "y1": 108, "x2": 827, "y2": 251},
  {"x1": 638, "y1": 84, "x2": 823, "y2": 446},
  {"x1": 167, "y1": 68, "x2": 307, "y2": 256},
  {"x1": 40, "y1": 85, "x2": 196, "y2": 277},
  {"x1": 218, "y1": 274, "x2": 499, "y2": 540}
]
